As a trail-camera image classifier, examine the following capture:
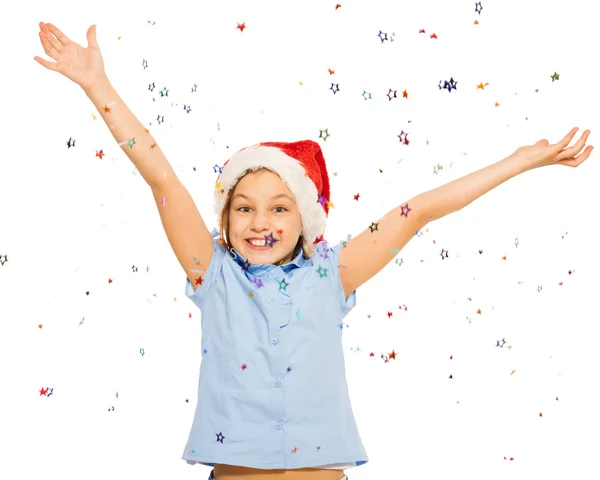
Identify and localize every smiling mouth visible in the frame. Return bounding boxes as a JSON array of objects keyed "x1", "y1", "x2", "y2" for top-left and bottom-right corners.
[{"x1": 245, "y1": 239, "x2": 272, "y2": 248}]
